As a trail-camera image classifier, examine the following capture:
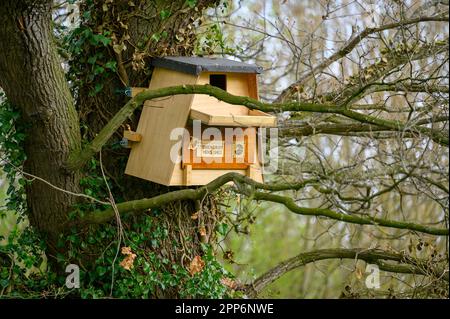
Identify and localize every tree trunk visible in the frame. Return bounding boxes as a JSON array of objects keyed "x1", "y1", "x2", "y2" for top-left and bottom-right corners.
[
  {"x1": 0, "y1": 0, "x2": 222, "y2": 297},
  {"x1": 0, "y1": 0, "x2": 82, "y2": 255}
]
